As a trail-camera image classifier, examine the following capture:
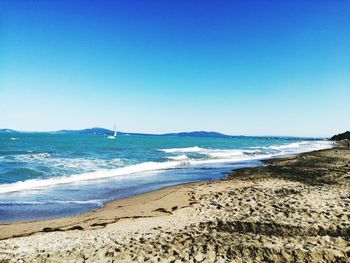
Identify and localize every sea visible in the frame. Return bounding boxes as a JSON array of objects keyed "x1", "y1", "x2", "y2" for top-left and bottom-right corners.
[{"x1": 0, "y1": 133, "x2": 333, "y2": 222}]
